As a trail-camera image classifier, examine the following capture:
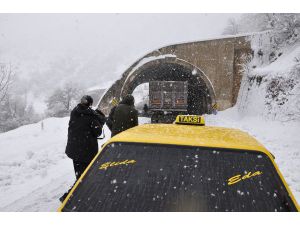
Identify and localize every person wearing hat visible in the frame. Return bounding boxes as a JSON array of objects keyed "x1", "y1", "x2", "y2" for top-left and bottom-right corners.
[
  {"x1": 107, "y1": 94, "x2": 138, "y2": 137},
  {"x1": 60, "y1": 95, "x2": 105, "y2": 202}
]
